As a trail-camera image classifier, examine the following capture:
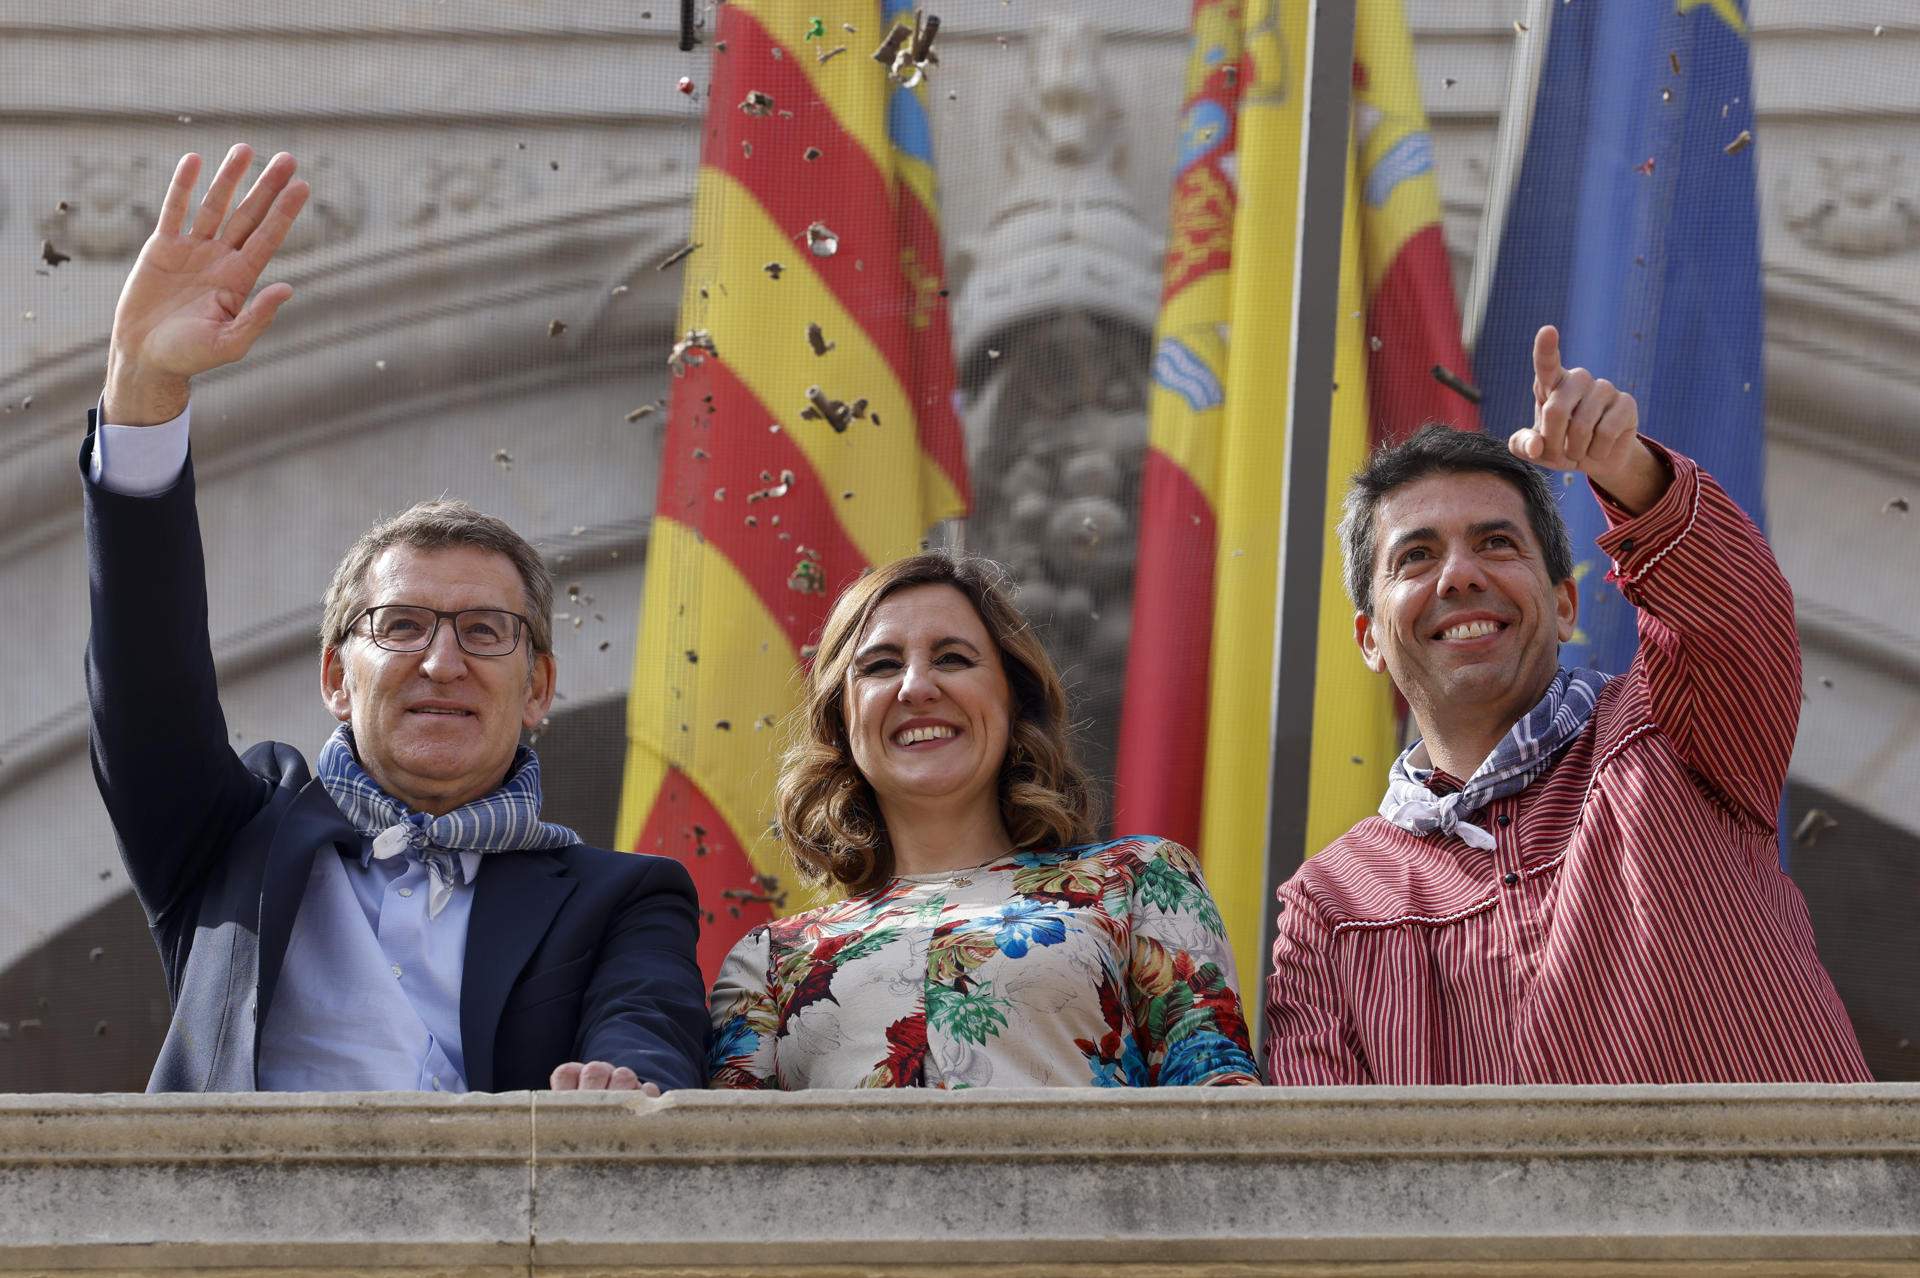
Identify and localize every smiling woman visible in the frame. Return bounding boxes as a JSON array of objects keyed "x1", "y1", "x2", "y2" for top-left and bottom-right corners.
[{"x1": 706, "y1": 553, "x2": 1259, "y2": 1091}]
